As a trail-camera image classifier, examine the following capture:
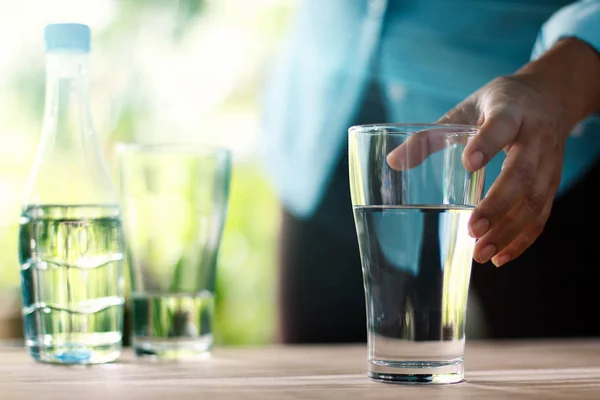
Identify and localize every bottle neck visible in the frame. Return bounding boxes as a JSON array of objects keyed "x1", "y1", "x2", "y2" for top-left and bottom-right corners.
[
  {"x1": 24, "y1": 51, "x2": 118, "y2": 206},
  {"x1": 42, "y1": 51, "x2": 92, "y2": 144},
  {"x1": 45, "y1": 51, "x2": 90, "y2": 80}
]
